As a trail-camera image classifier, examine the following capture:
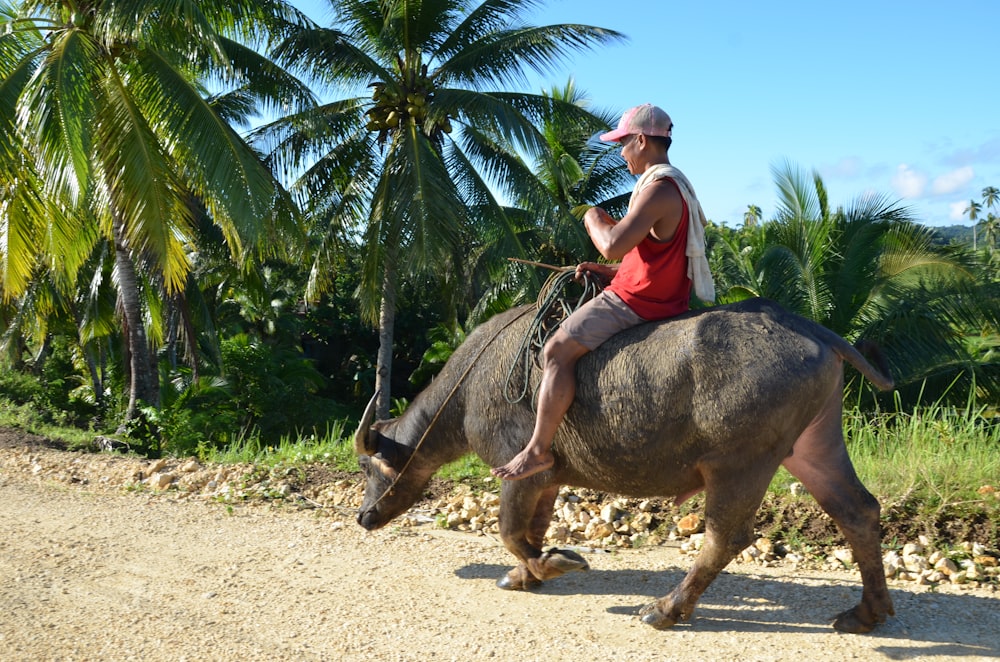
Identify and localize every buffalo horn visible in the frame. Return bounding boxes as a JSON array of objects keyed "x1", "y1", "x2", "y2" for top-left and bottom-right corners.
[{"x1": 353, "y1": 390, "x2": 381, "y2": 455}]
